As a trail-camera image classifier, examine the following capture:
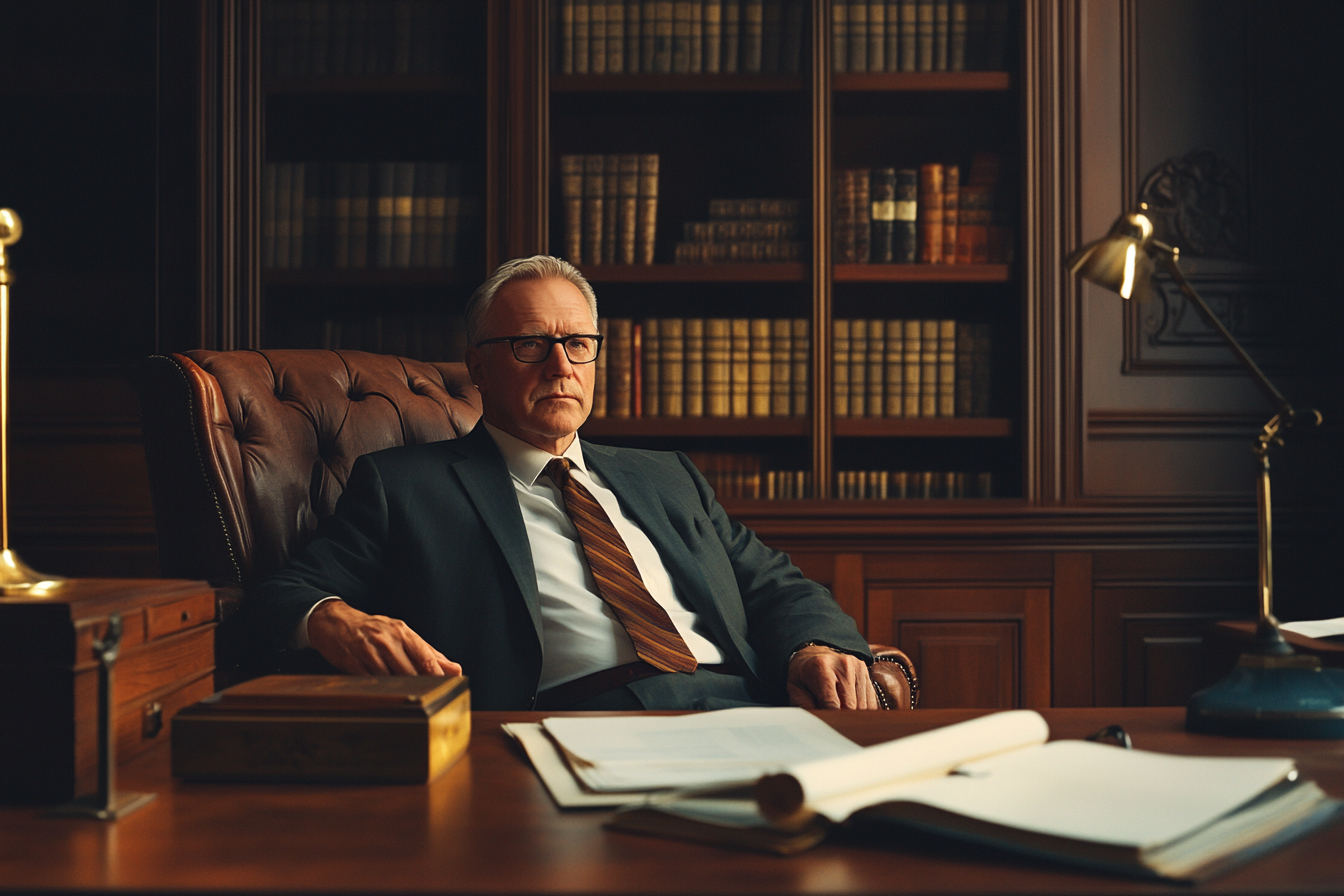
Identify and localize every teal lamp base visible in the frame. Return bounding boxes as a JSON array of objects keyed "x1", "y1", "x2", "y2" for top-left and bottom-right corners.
[{"x1": 1186, "y1": 656, "x2": 1344, "y2": 739}]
